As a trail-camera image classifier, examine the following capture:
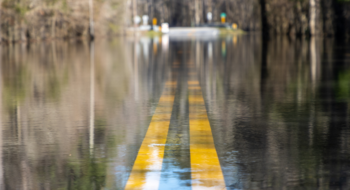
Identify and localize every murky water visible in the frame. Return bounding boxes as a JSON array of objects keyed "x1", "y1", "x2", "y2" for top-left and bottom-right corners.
[{"x1": 0, "y1": 35, "x2": 350, "y2": 189}]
